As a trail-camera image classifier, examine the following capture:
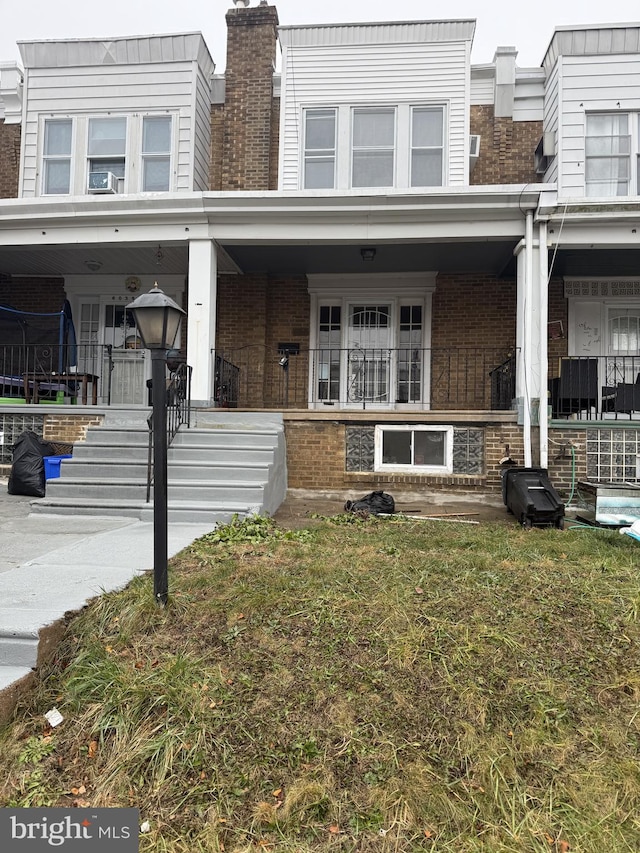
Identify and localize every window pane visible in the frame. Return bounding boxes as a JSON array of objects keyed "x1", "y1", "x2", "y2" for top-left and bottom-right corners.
[
  {"x1": 89, "y1": 159, "x2": 125, "y2": 178},
  {"x1": 587, "y1": 113, "x2": 628, "y2": 136},
  {"x1": 353, "y1": 109, "x2": 395, "y2": 147},
  {"x1": 143, "y1": 117, "x2": 172, "y2": 153},
  {"x1": 352, "y1": 150, "x2": 394, "y2": 187},
  {"x1": 414, "y1": 431, "x2": 446, "y2": 466},
  {"x1": 44, "y1": 159, "x2": 70, "y2": 194},
  {"x1": 382, "y1": 431, "x2": 411, "y2": 465},
  {"x1": 304, "y1": 158, "x2": 335, "y2": 189},
  {"x1": 88, "y1": 118, "x2": 127, "y2": 156},
  {"x1": 305, "y1": 110, "x2": 335, "y2": 150},
  {"x1": 411, "y1": 150, "x2": 443, "y2": 186},
  {"x1": 44, "y1": 120, "x2": 72, "y2": 155},
  {"x1": 412, "y1": 108, "x2": 443, "y2": 147},
  {"x1": 143, "y1": 157, "x2": 170, "y2": 191}
]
